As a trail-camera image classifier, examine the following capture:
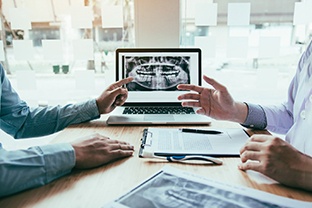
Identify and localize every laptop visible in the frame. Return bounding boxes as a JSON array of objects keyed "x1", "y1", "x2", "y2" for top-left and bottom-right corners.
[{"x1": 106, "y1": 48, "x2": 211, "y2": 125}]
